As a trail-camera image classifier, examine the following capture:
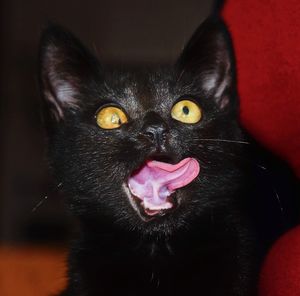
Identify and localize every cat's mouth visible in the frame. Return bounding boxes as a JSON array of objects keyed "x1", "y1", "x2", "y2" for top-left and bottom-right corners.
[
  {"x1": 123, "y1": 157, "x2": 200, "y2": 221},
  {"x1": 123, "y1": 186, "x2": 178, "y2": 221}
]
